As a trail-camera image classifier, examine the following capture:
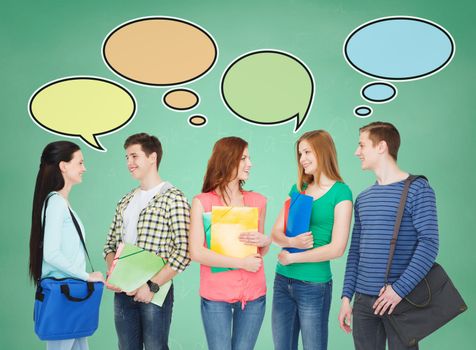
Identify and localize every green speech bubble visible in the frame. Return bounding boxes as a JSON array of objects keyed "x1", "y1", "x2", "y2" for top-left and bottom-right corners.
[
  {"x1": 29, "y1": 76, "x2": 136, "y2": 152},
  {"x1": 221, "y1": 50, "x2": 314, "y2": 131}
]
